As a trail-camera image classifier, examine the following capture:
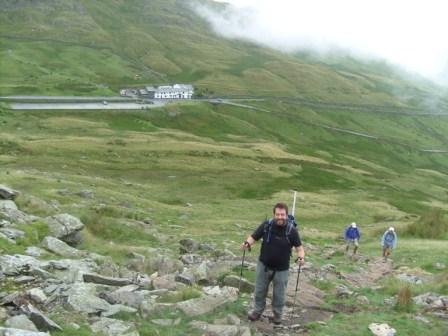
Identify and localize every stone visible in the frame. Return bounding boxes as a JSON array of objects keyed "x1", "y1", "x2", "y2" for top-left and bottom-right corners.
[
  {"x1": 25, "y1": 247, "x2": 46, "y2": 258},
  {"x1": 336, "y1": 285, "x2": 353, "y2": 298},
  {"x1": 44, "y1": 214, "x2": 84, "y2": 245},
  {"x1": 356, "y1": 295, "x2": 370, "y2": 305},
  {"x1": 180, "y1": 254, "x2": 203, "y2": 265},
  {"x1": 26, "y1": 289, "x2": 47, "y2": 304},
  {"x1": 368, "y1": 323, "x2": 396, "y2": 336},
  {"x1": 176, "y1": 287, "x2": 238, "y2": 317},
  {"x1": 0, "y1": 185, "x2": 19, "y2": 200},
  {"x1": 41, "y1": 236, "x2": 84, "y2": 258},
  {"x1": 5, "y1": 315, "x2": 38, "y2": 332},
  {"x1": 0, "y1": 255, "x2": 44, "y2": 276},
  {"x1": 152, "y1": 274, "x2": 177, "y2": 290},
  {"x1": 179, "y1": 238, "x2": 199, "y2": 254},
  {"x1": 0, "y1": 228, "x2": 25, "y2": 240},
  {"x1": 20, "y1": 304, "x2": 62, "y2": 332},
  {"x1": 65, "y1": 283, "x2": 111, "y2": 314},
  {"x1": 0, "y1": 201, "x2": 37, "y2": 225},
  {"x1": 223, "y1": 275, "x2": 254, "y2": 294},
  {"x1": 151, "y1": 318, "x2": 181, "y2": 326},
  {"x1": 0, "y1": 328, "x2": 50, "y2": 336},
  {"x1": 90, "y1": 317, "x2": 139, "y2": 336},
  {"x1": 82, "y1": 273, "x2": 133, "y2": 287}
]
